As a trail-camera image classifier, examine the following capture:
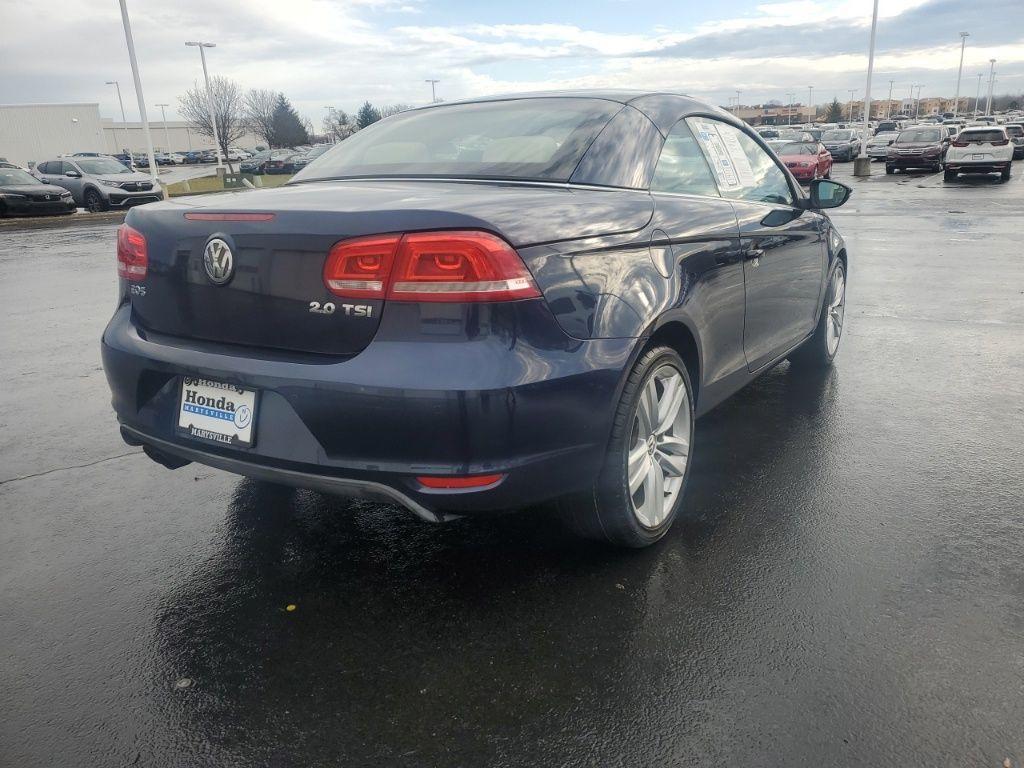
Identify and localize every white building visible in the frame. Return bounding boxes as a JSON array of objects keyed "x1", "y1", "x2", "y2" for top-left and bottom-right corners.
[{"x1": 1, "y1": 102, "x2": 263, "y2": 166}]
